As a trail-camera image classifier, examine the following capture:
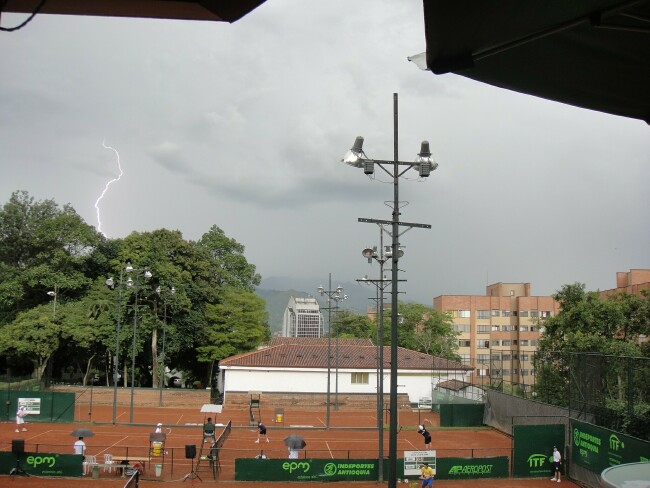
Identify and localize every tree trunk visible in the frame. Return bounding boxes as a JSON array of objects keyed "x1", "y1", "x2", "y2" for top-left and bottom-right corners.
[{"x1": 82, "y1": 354, "x2": 96, "y2": 386}]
